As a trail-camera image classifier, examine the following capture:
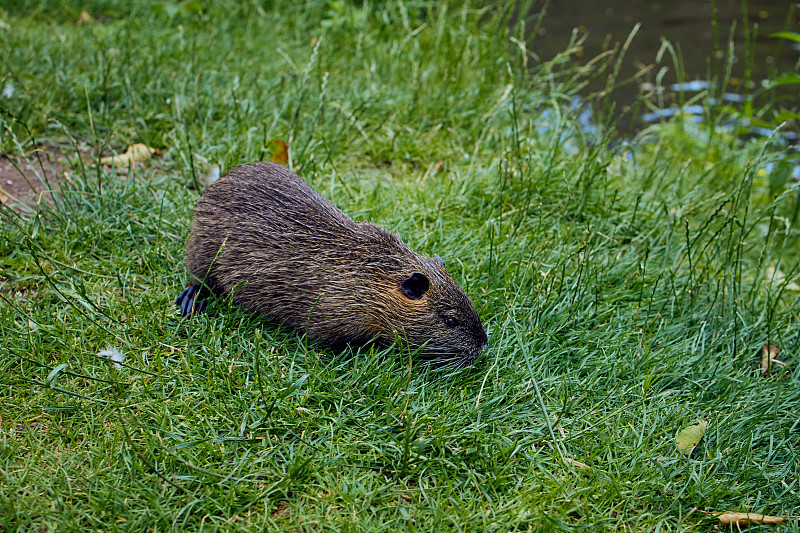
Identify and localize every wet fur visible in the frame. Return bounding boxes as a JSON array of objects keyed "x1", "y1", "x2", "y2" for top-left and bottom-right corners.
[{"x1": 182, "y1": 162, "x2": 487, "y2": 365}]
